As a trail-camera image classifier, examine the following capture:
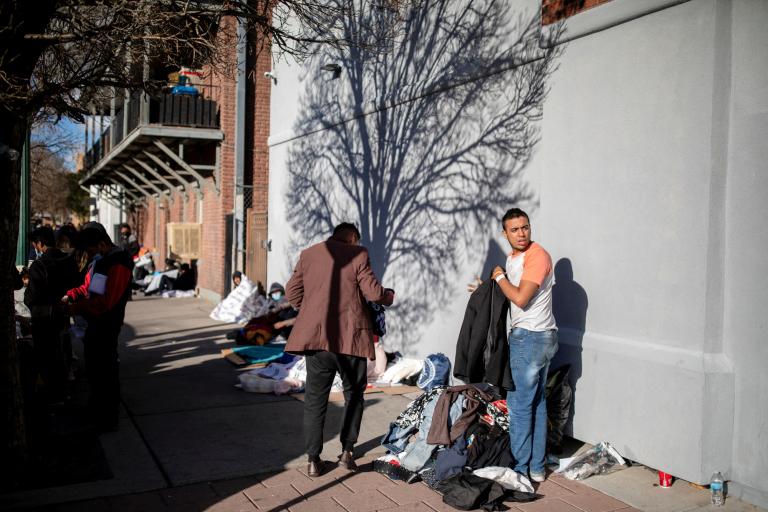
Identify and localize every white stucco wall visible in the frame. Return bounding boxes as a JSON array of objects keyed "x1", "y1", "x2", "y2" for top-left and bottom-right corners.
[
  {"x1": 538, "y1": 0, "x2": 766, "y2": 504},
  {"x1": 90, "y1": 185, "x2": 124, "y2": 240},
  {"x1": 268, "y1": 0, "x2": 768, "y2": 506},
  {"x1": 722, "y1": 0, "x2": 768, "y2": 505},
  {"x1": 268, "y1": 0, "x2": 549, "y2": 355}
]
